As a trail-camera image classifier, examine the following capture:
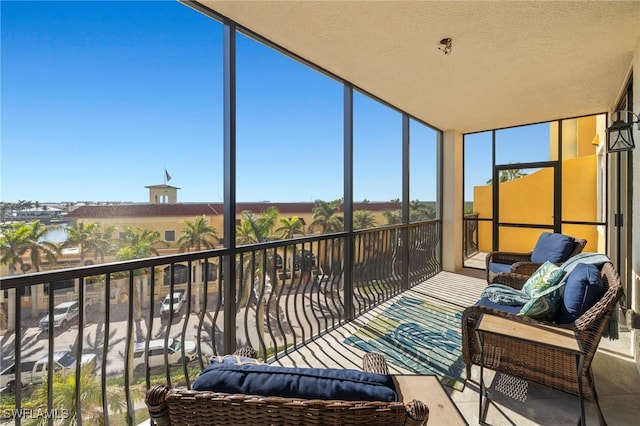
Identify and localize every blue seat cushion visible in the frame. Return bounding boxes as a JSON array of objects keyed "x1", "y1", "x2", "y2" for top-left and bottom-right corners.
[
  {"x1": 489, "y1": 262, "x2": 513, "y2": 274},
  {"x1": 193, "y1": 362, "x2": 398, "y2": 402},
  {"x1": 476, "y1": 297, "x2": 523, "y2": 315},
  {"x1": 531, "y1": 232, "x2": 576, "y2": 264},
  {"x1": 555, "y1": 263, "x2": 604, "y2": 324}
]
